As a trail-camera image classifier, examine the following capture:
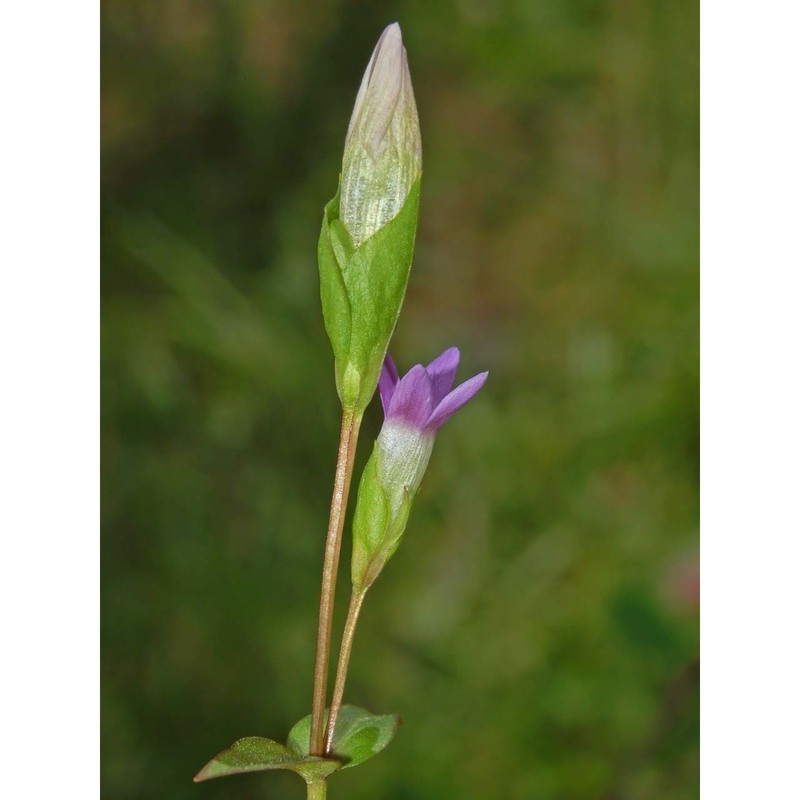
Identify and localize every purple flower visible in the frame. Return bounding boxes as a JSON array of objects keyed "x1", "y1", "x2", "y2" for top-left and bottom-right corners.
[
  {"x1": 378, "y1": 347, "x2": 488, "y2": 433},
  {"x1": 350, "y1": 348, "x2": 487, "y2": 590}
]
